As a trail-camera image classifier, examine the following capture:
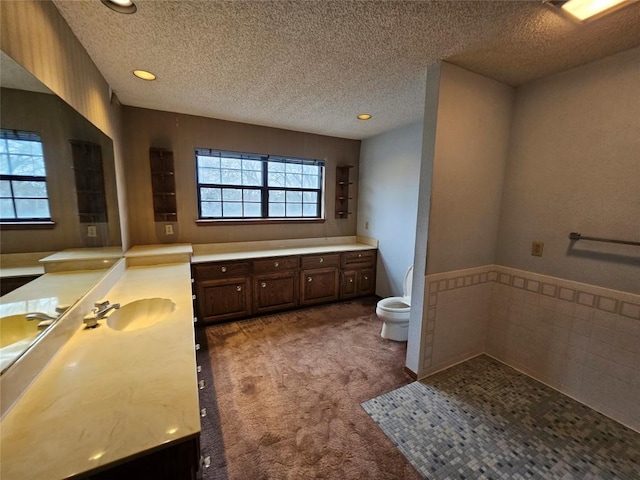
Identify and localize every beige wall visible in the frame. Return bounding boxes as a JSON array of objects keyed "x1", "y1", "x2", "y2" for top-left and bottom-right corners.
[
  {"x1": 496, "y1": 47, "x2": 640, "y2": 294},
  {"x1": 1, "y1": 88, "x2": 121, "y2": 253},
  {"x1": 122, "y1": 106, "x2": 360, "y2": 246},
  {"x1": 1, "y1": 0, "x2": 129, "y2": 249},
  {"x1": 426, "y1": 62, "x2": 514, "y2": 274}
]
